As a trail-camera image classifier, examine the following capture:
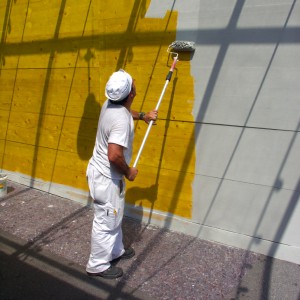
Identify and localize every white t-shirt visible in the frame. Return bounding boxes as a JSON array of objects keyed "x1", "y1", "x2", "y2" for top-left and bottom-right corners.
[{"x1": 89, "y1": 100, "x2": 134, "y2": 179}]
